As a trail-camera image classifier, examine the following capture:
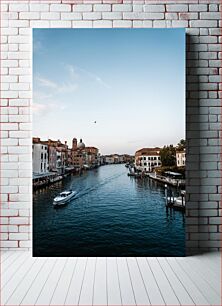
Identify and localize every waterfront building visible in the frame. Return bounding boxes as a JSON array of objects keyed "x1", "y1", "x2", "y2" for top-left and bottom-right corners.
[
  {"x1": 56, "y1": 147, "x2": 66, "y2": 174},
  {"x1": 104, "y1": 154, "x2": 134, "y2": 165},
  {"x1": 122, "y1": 154, "x2": 134, "y2": 164},
  {"x1": 99, "y1": 155, "x2": 106, "y2": 165},
  {"x1": 176, "y1": 149, "x2": 186, "y2": 167},
  {"x1": 105, "y1": 155, "x2": 115, "y2": 164},
  {"x1": 71, "y1": 138, "x2": 99, "y2": 169},
  {"x1": 32, "y1": 139, "x2": 49, "y2": 174},
  {"x1": 135, "y1": 148, "x2": 161, "y2": 172},
  {"x1": 48, "y1": 145, "x2": 57, "y2": 172}
]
